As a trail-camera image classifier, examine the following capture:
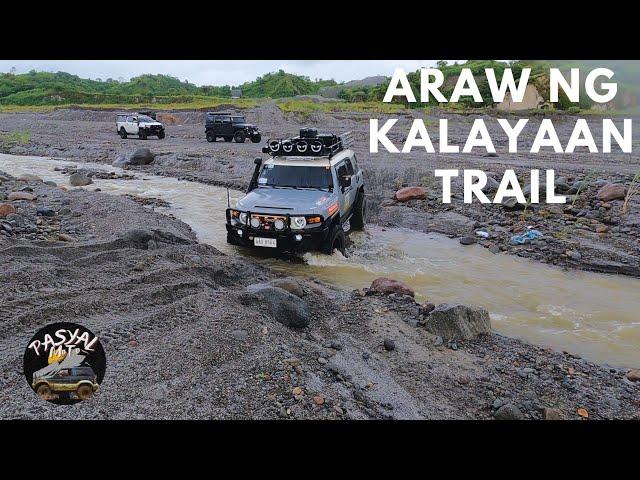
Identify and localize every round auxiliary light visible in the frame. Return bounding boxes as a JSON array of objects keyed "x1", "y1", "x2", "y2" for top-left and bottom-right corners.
[
  {"x1": 274, "y1": 219, "x2": 285, "y2": 230},
  {"x1": 239, "y1": 212, "x2": 248, "y2": 225},
  {"x1": 294, "y1": 234, "x2": 303, "y2": 242},
  {"x1": 296, "y1": 140, "x2": 308, "y2": 153},
  {"x1": 310, "y1": 141, "x2": 322, "y2": 153},
  {"x1": 237, "y1": 229, "x2": 243, "y2": 236},
  {"x1": 269, "y1": 140, "x2": 280, "y2": 152},
  {"x1": 282, "y1": 141, "x2": 293, "y2": 153},
  {"x1": 291, "y1": 216, "x2": 306, "y2": 229},
  {"x1": 250, "y1": 217, "x2": 261, "y2": 228}
]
